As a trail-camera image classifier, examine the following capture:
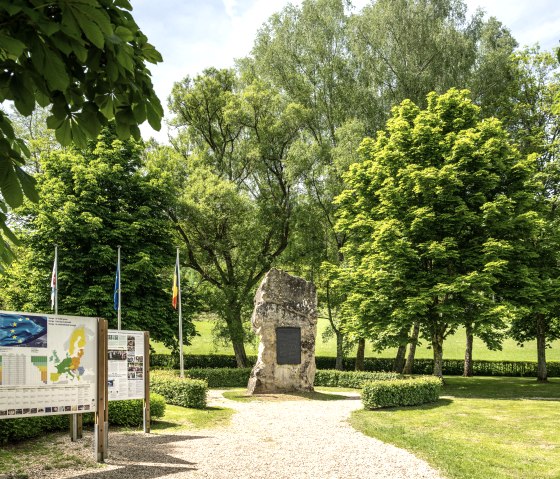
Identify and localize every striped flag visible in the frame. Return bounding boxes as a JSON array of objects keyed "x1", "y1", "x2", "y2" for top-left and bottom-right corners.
[{"x1": 172, "y1": 255, "x2": 179, "y2": 309}]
